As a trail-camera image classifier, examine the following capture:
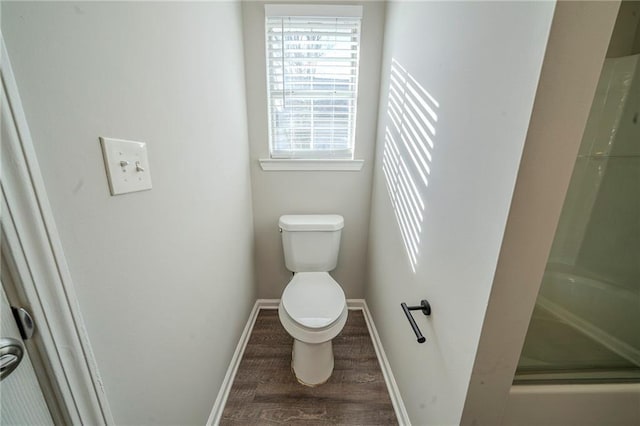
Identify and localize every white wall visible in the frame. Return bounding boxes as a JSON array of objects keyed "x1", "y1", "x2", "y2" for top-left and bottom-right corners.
[
  {"x1": 1, "y1": 2, "x2": 255, "y2": 425},
  {"x1": 365, "y1": 1, "x2": 555, "y2": 424},
  {"x1": 241, "y1": 1, "x2": 385, "y2": 299}
]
